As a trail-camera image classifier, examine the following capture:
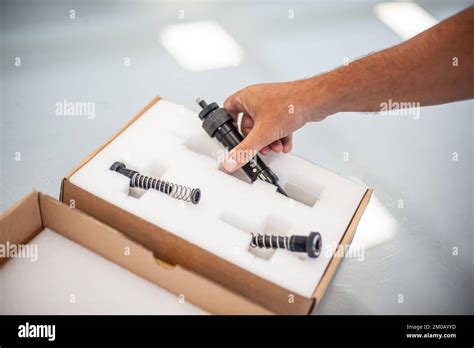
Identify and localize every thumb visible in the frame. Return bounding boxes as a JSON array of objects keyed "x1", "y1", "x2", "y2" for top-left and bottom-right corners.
[{"x1": 223, "y1": 126, "x2": 269, "y2": 173}]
